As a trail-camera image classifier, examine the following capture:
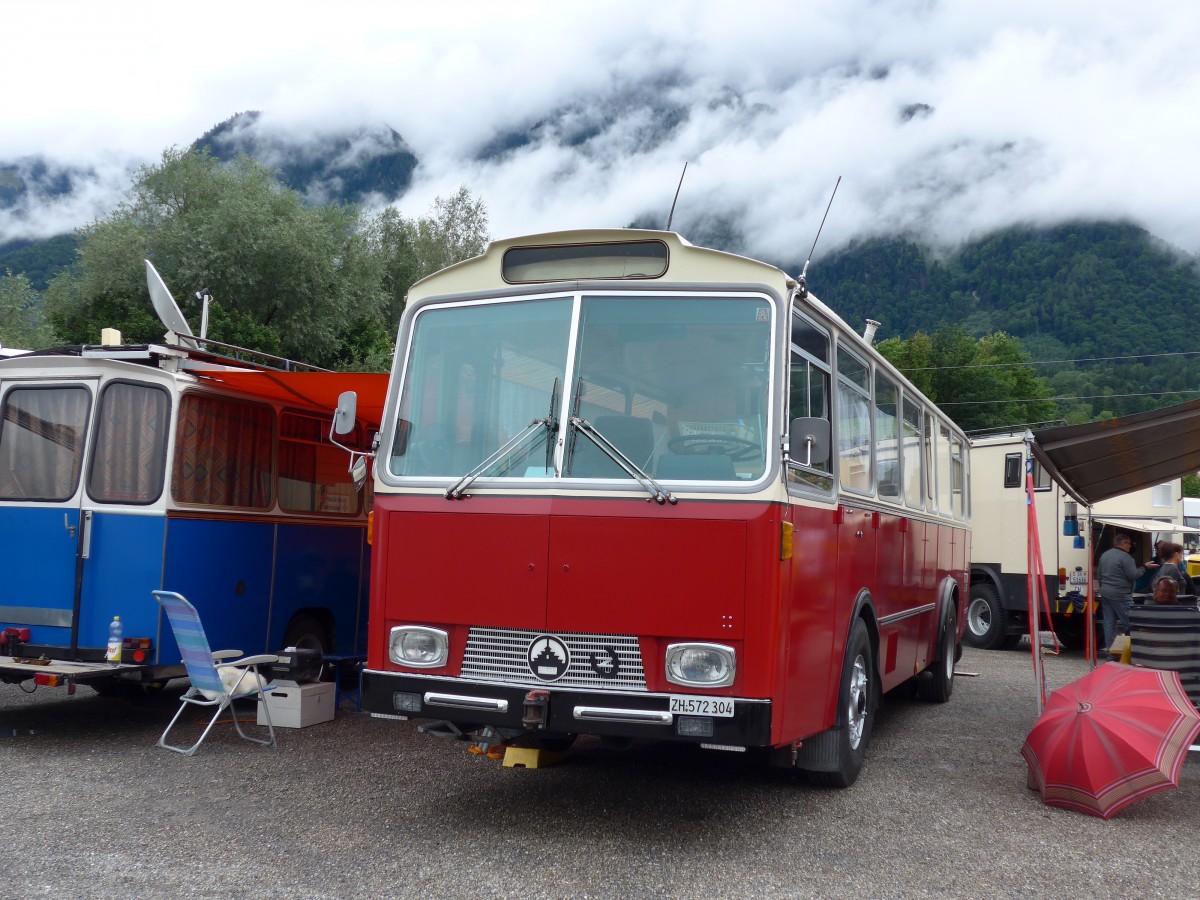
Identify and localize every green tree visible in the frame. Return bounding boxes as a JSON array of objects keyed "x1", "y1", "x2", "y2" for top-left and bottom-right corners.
[
  {"x1": 47, "y1": 148, "x2": 383, "y2": 369},
  {"x1": 43, "y1": 149, "x2": 490, "y2": 371},
  {"x1": 0, "y1": 269, "x2": 53, "y2": 349},
  {"x1": 878, "y1": 325, "x2": 1057, "y2": 432},
  {"x1": 367, "y1": 186, "x2": 489, "y2": 329},
  {"x1": 1183, "y1": 473, "x2": 1200, "y2": 498}
]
